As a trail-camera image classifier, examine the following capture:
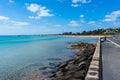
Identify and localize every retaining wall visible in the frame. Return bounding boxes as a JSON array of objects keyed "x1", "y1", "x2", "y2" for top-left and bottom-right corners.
[{"x1": 85, "y1": 40, "x2": 101, "y2": 80}]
